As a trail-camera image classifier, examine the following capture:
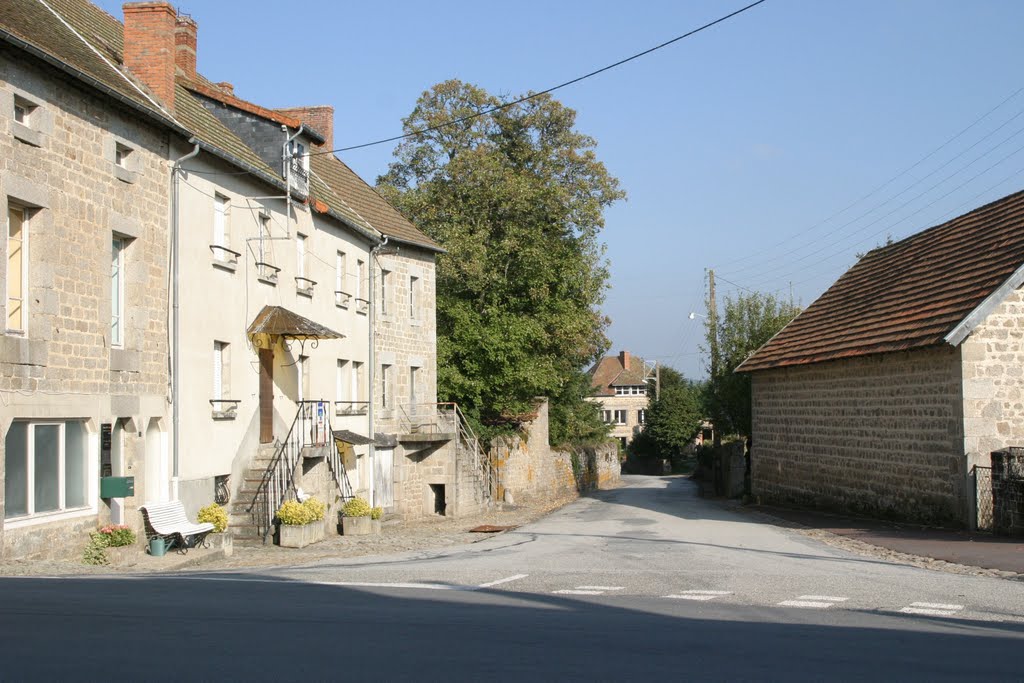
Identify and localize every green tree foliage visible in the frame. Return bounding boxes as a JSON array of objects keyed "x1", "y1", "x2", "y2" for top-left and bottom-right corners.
[
  {"x1": 377, "y1": 80, "x2": 625, "y2": 440},
  {"x1": 703, "y1": 291, "x2": 801, "y2": 437},
  {"x1": 629, "y1": 367, "x2": 704, "y2": 458}
]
